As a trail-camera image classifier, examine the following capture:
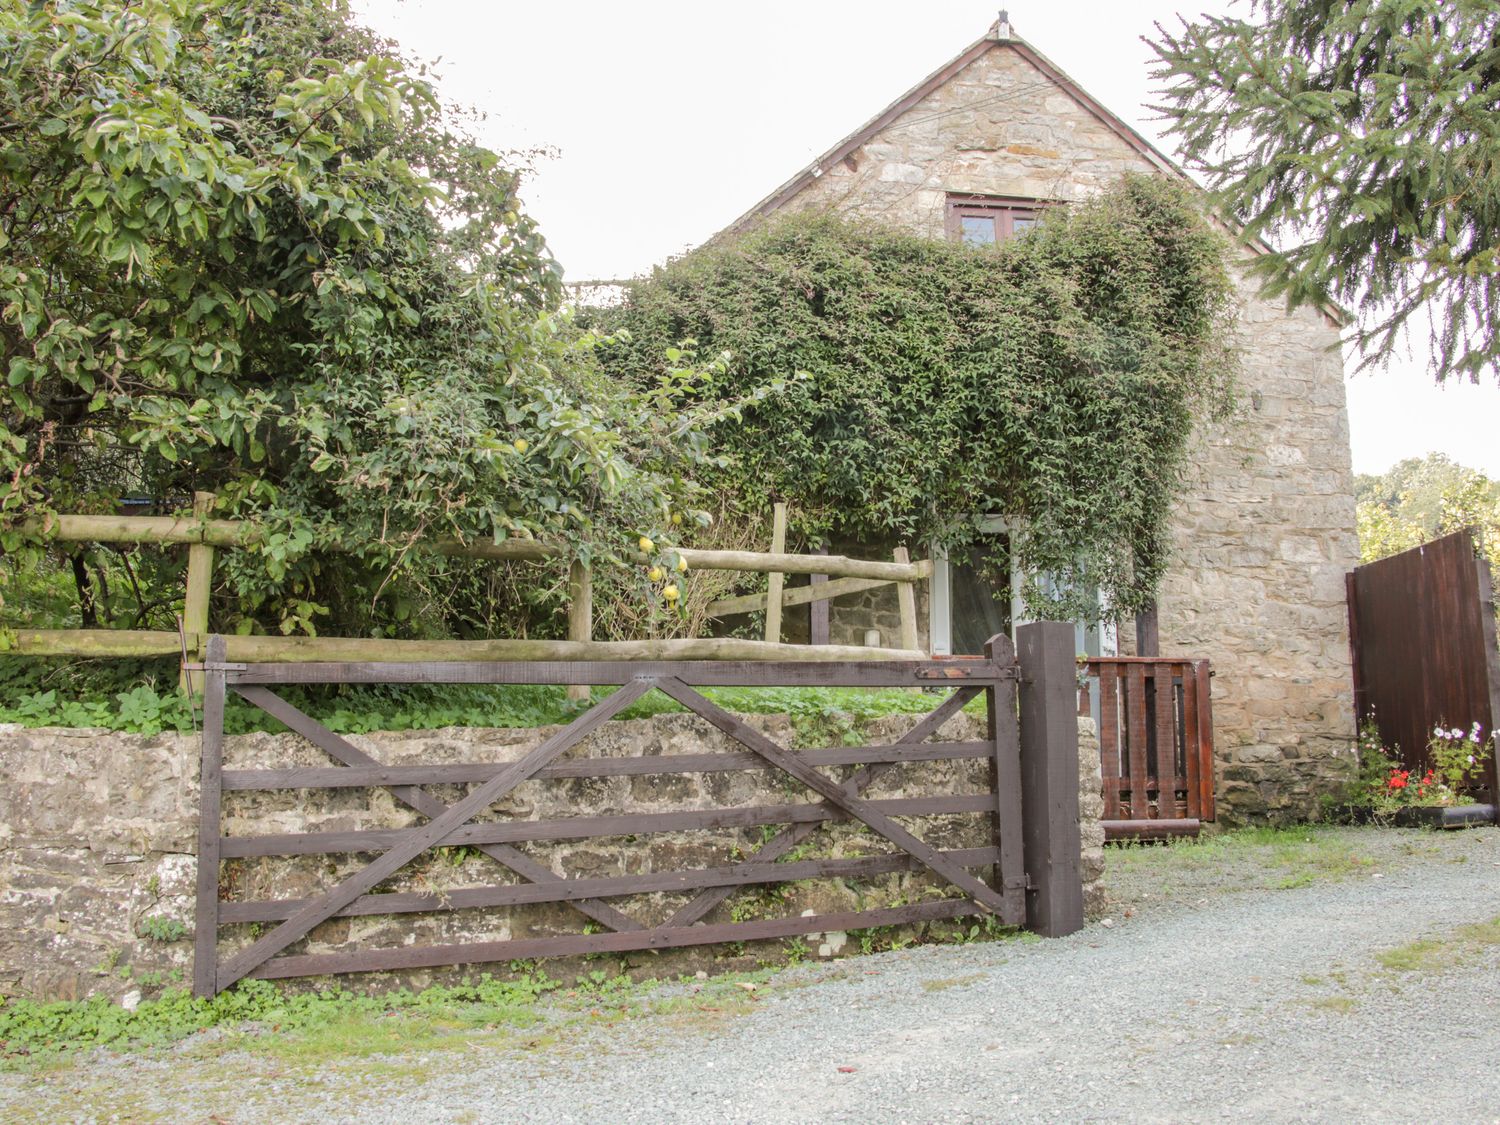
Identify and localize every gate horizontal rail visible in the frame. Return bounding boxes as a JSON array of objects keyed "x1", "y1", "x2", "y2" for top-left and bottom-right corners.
[{"x1": 193, "y1": 627, "x2": 1083, "y2": 996}]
